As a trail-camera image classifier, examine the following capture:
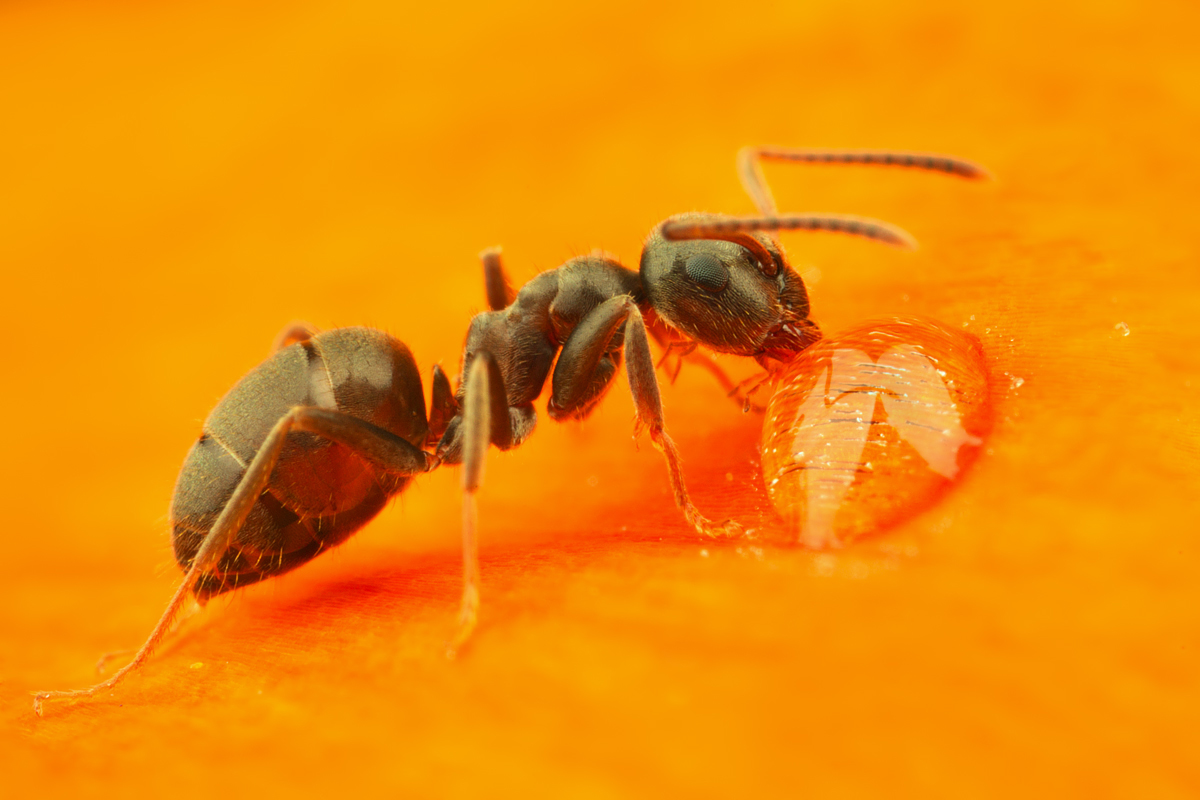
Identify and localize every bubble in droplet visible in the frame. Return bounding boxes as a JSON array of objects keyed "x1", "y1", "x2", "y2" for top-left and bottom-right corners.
[{"x1": 762, "y1": 317, "x2": 993, "y2": 548}]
